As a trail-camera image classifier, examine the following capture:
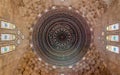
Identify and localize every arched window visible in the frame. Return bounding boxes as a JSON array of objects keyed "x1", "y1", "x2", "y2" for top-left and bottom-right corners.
[
  {"x1": 0, "y1": 45, "x2": 16, "y2": 54},
  {"x1": 106, "y1": 23, "x2": 119, "y2": 31},
  {"x1": 106, "y1": 35, "x2": 119, "y2": 42},
  {"x1": 106, "y1": 45, "x2": 119, "y2": 53},
  {"x1": 0, "y1": 21, "x2": 16, "y2": 29},
  {"x1": 1, "y1": 34, "x2": 16, "y2": 41}
]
